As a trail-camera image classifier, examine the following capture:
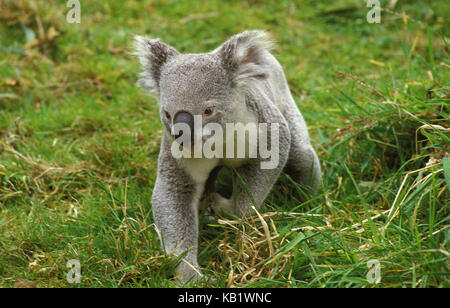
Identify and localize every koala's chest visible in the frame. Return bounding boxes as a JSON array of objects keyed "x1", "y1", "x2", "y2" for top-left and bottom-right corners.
[
  {"x1": 181, "y1": 142, "x2": 252, "y2": 185},
  {"x1": 181, "y1": 157, "x2": 220, "y2": 185},
  {"x1": 181, "y1": 106, "x2": 257, "y2": 184},
  {"x1": 220, "y1": 105, "x2": 258, "y2": 167}
]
